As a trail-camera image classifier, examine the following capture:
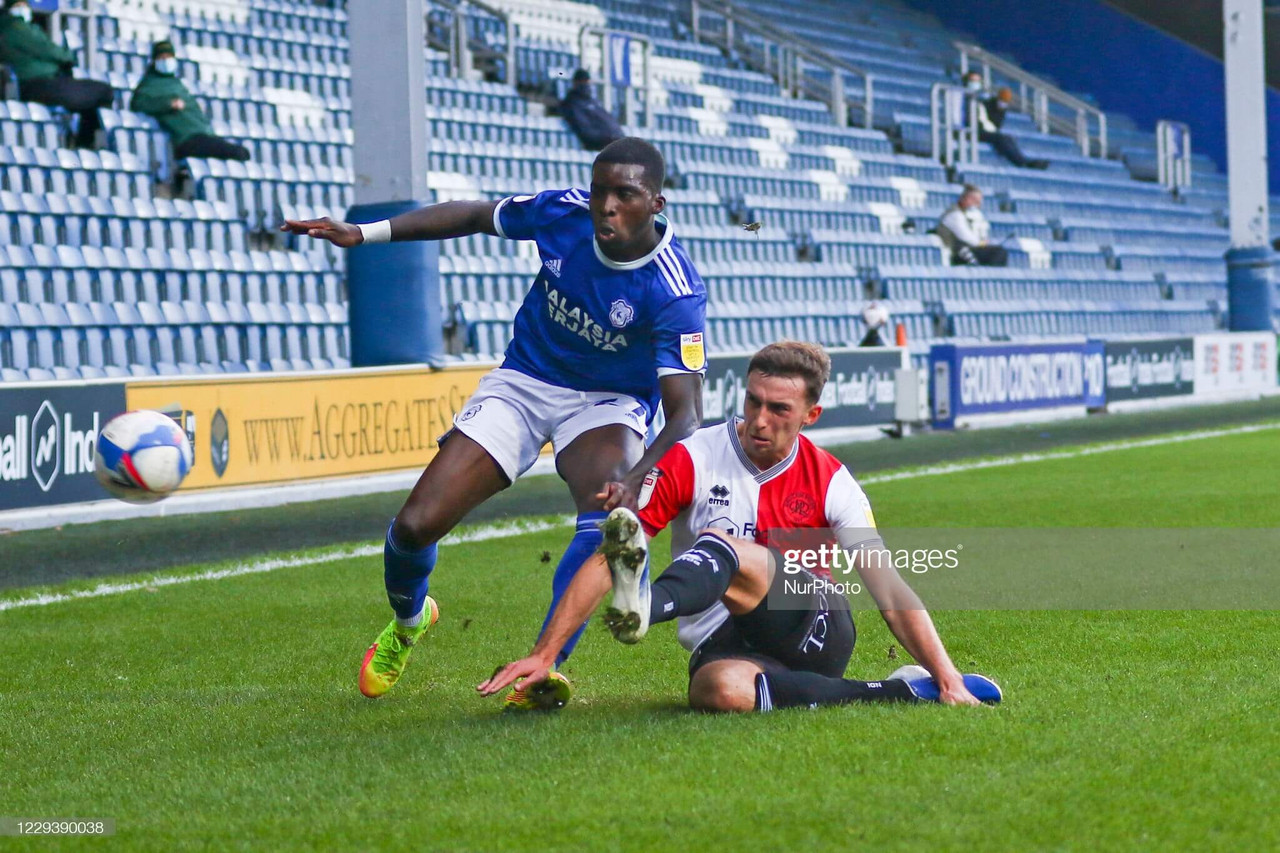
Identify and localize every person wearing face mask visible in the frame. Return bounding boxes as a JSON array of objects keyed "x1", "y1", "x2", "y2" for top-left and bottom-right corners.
[
  {"x1": 962, "y1": 71, "x2": 1049, "y2": 170},
  {"x1": 0, "y1": 0, "x2": 114, "y2": 148},
  {"x1": 130, "y1": 40, "x2": 249, "y2": 162},
  {"x1": 935, "y1": 183, "x2": 1008, "y2": 267}
]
